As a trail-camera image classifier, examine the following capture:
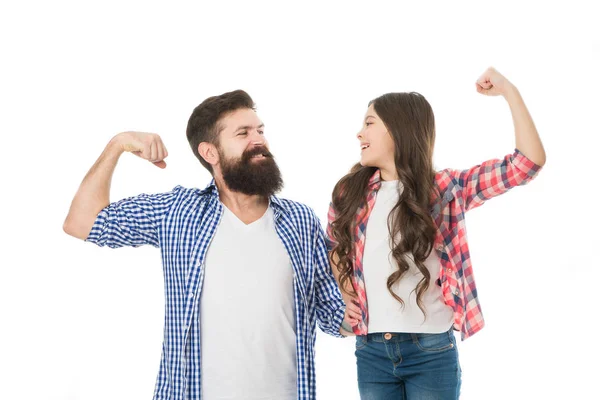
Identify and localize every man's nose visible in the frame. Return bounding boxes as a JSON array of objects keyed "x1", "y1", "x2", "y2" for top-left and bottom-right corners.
[{"x1": 249, "y1": 130, "x2": 265, "y2": 145}]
